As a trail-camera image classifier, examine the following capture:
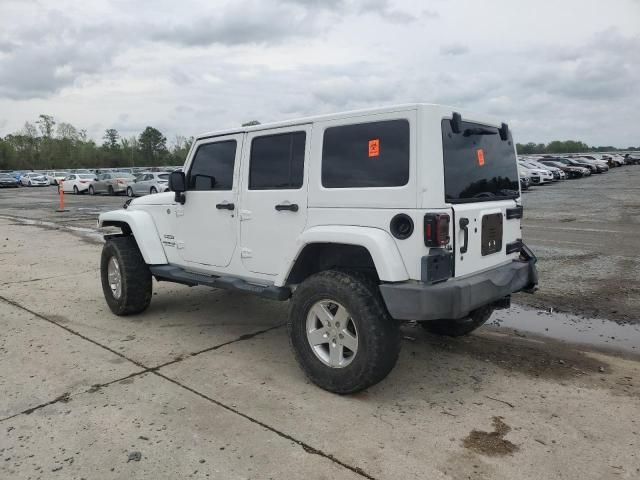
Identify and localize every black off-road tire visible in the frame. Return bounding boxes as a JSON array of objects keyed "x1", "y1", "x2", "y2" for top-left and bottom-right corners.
[
  {"x1": 420, "y1": 306, "x2": 494, "y2": 337},
  {"x1": 100, "y1": 236, "x2": 152, "y2": 316},
  {"x1": 288, "y1": 270, "x2": 401, "y2": 394}
]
